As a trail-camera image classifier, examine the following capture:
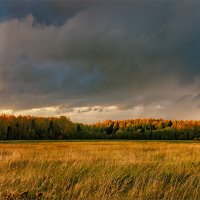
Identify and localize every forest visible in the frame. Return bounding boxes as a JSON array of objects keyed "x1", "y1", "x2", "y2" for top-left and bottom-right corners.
[{"x1": 0, "y1": 114, "x2": 200, "y2": 140}]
